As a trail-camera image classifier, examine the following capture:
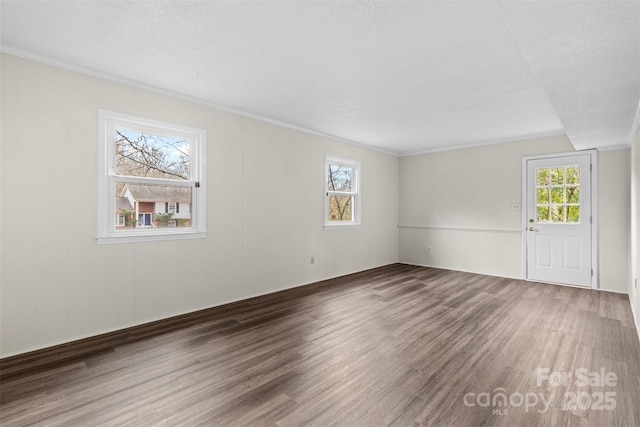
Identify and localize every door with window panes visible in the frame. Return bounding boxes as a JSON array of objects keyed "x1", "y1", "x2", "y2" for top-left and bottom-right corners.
[{"x1": 525, "y1": 154, "x2": 592, "y2": 287}]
